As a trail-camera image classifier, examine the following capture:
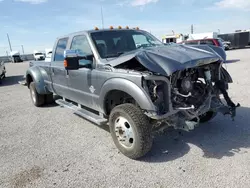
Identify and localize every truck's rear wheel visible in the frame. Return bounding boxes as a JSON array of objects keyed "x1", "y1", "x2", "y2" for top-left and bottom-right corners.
[
  {"x1": 109, "y1": 104, "x2": 153, "y2": 159},
  {"x1": 30, "y1": 82, "x2": 45, "y2": 107}
]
